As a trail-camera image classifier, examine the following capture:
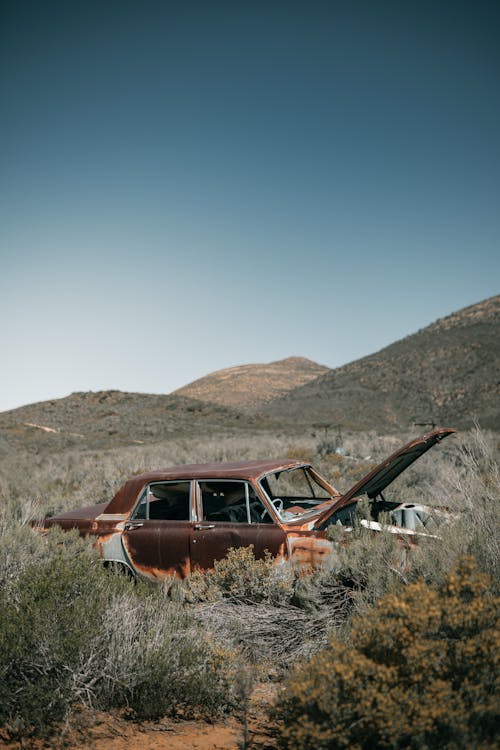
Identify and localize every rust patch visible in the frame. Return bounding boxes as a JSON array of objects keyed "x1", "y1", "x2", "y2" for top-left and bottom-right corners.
[{"x1": 287, "y1": 533, "x2": 334, "y2": 570}]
